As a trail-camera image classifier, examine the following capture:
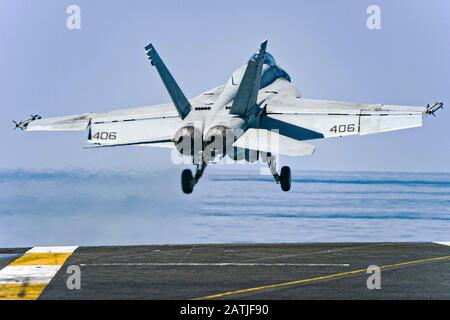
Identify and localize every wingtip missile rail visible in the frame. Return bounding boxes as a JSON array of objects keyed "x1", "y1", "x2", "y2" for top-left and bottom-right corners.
[
  {"x1": 426, "y1": 102, "x2": 444, "y2": 117},
  {"x1": 12, "y1": 115, "x2": 41, "y2": 130}
]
